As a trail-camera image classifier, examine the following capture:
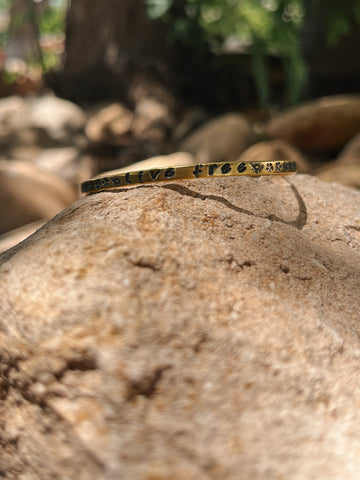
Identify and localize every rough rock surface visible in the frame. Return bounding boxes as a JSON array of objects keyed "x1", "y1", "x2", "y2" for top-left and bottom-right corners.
[
  {"x1": 1, "y1": 174, "x2": 360, "y2": 480},
  {"x1": 266, "y1": 95, "x2": 360, "y2": 152},
  {"x1": 179, "y1": 113, "x2": 254, "y2": 164}
]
